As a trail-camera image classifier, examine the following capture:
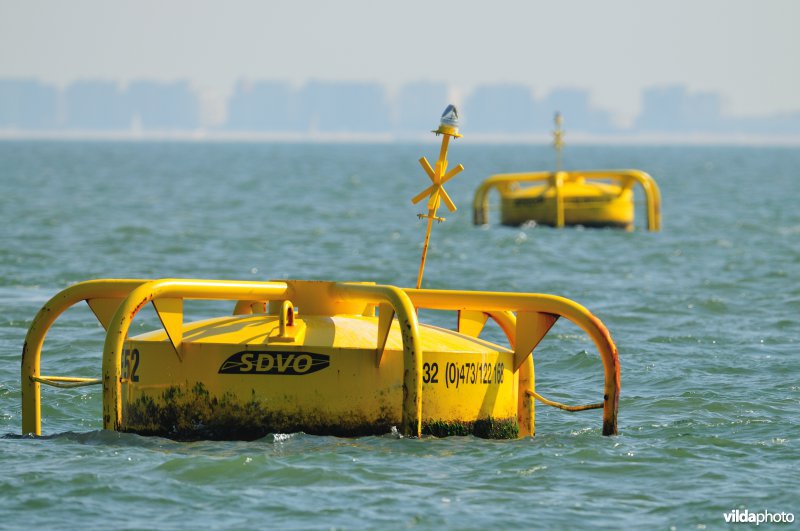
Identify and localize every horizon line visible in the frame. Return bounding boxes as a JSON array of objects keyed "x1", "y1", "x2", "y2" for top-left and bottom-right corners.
[{"x1": 2, "y1": 129, "x2": 799, "y2": 147}]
